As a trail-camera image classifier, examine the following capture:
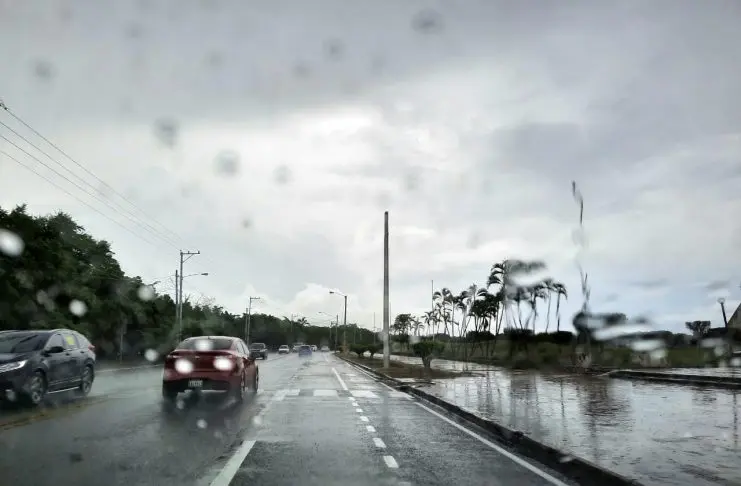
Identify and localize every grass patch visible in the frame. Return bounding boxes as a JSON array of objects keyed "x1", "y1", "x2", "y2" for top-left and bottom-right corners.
[{"x1": 345, "y1": 355, "x2": 469, "y2": 379}]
